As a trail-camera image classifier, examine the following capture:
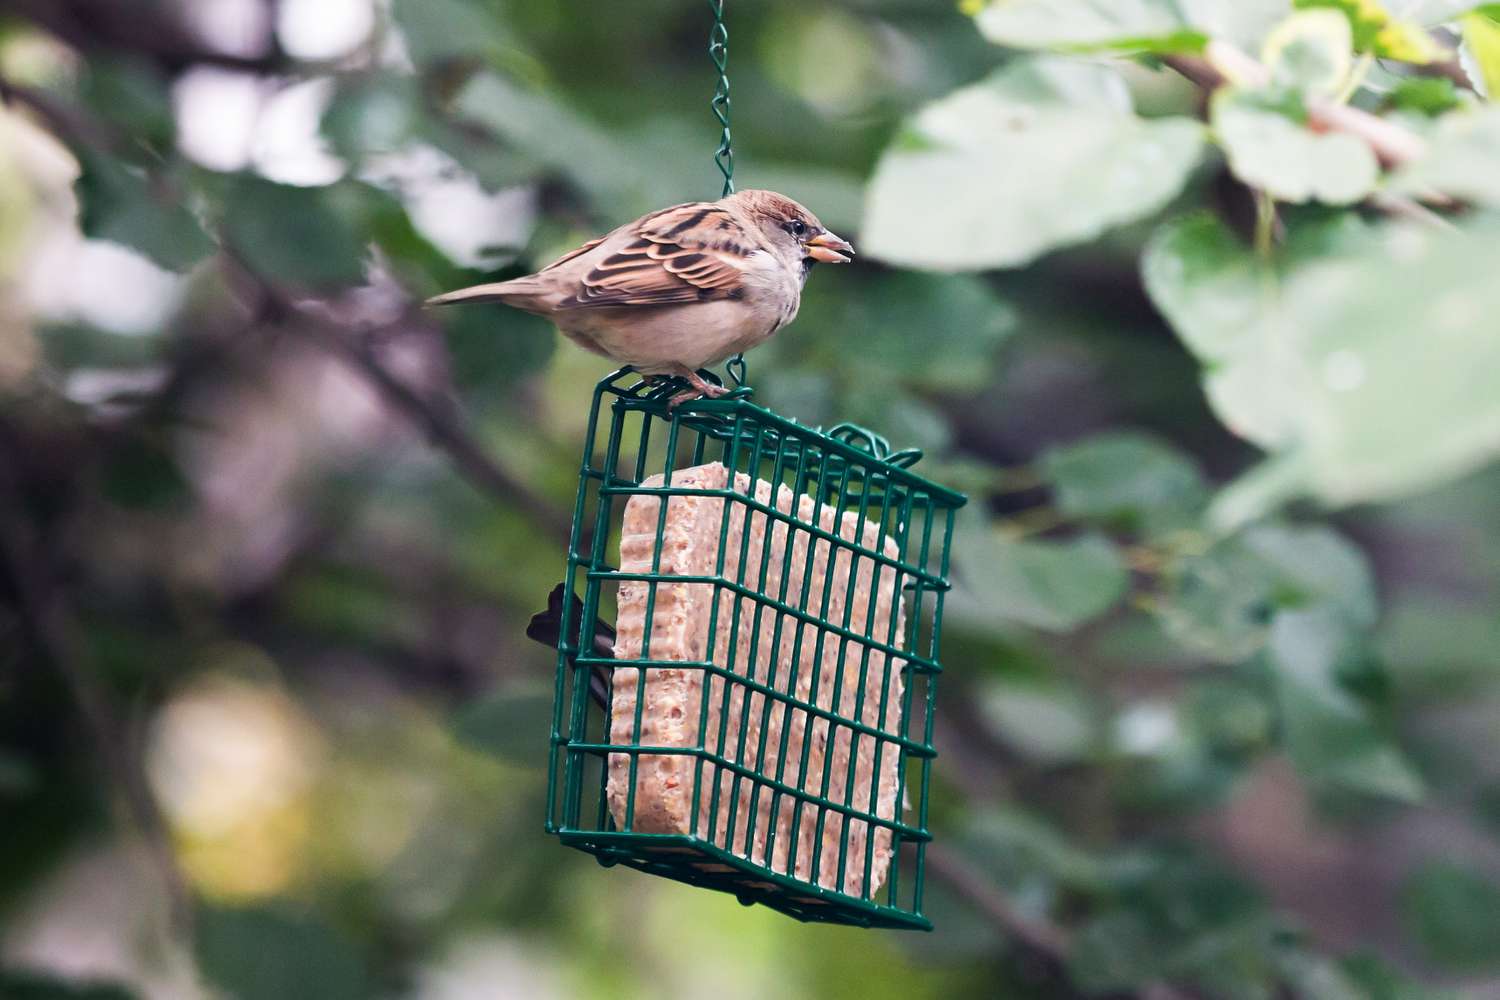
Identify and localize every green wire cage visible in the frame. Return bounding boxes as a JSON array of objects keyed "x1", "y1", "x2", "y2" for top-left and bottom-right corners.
[{"x1": 545, "y1": 369, "x2": 966, "y2": 930}]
